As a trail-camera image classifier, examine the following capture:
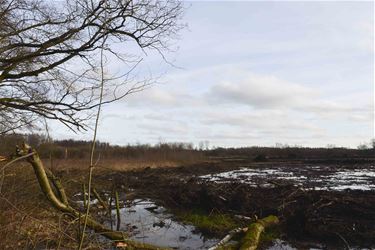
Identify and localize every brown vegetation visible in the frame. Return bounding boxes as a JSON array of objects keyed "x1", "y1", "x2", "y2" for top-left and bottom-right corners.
[{"x1": 1, "y1": 134, "x2": 374, "y2": 166}]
